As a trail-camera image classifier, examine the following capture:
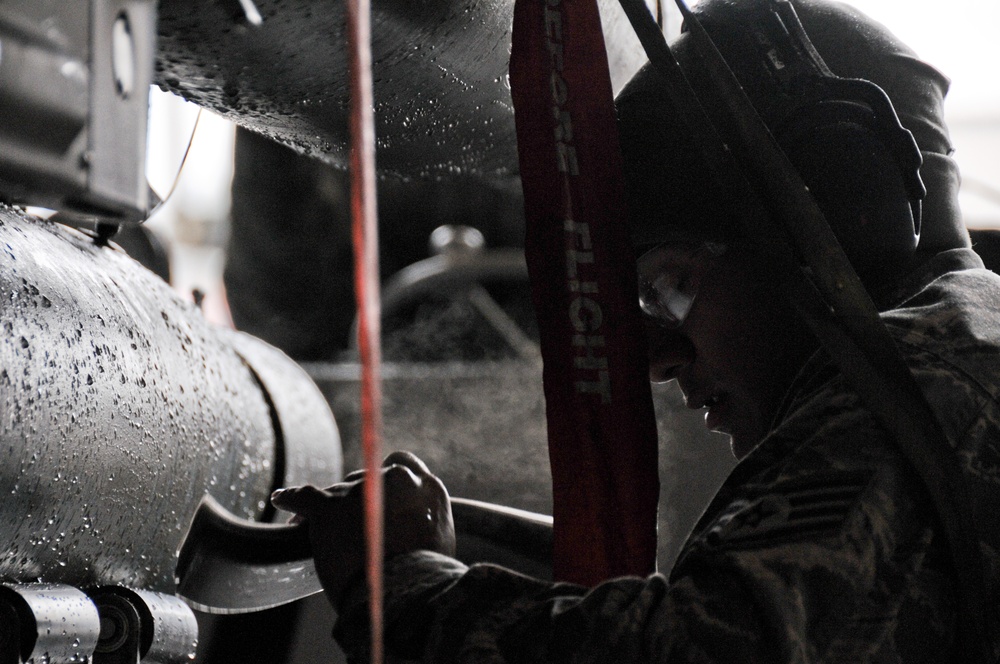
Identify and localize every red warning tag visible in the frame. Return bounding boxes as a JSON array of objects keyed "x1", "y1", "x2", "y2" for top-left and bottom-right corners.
[{"x1": 510, "y1": 0, "x2": 660, "y2": 584}]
